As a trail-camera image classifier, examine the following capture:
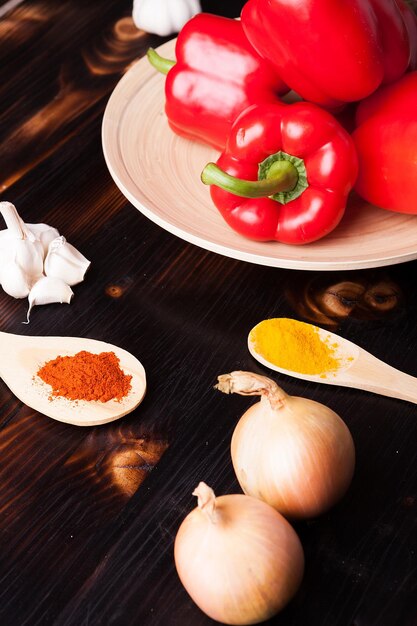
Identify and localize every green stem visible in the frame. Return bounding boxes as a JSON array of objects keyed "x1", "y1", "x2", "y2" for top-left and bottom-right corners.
[
  {"x1": 147, "y1": 48, "x2": 176, "y2": 75},
  {"x1": 201, "y1": 161, "x2": 299, "y2": 199}
]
